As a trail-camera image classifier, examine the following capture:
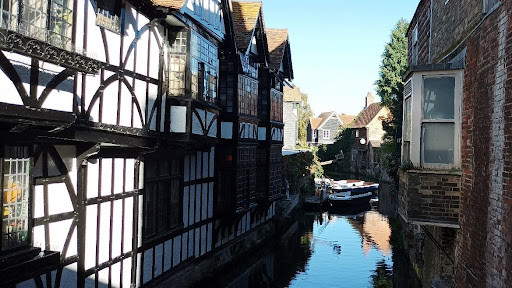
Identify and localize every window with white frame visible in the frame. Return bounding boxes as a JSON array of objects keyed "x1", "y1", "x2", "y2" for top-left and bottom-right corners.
[
  {"x1": 323, "y1": 129, "x2": 330, "y2": 139},
  {"x1": 422, "y1": 77, "x2": 455, "y2": 164},
  {"x1": 402, "y1": 70, "x2": 462, "y2": 168},
  {"x1": 403, "y1": 80, "x2": 412, "y2": 163}
]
